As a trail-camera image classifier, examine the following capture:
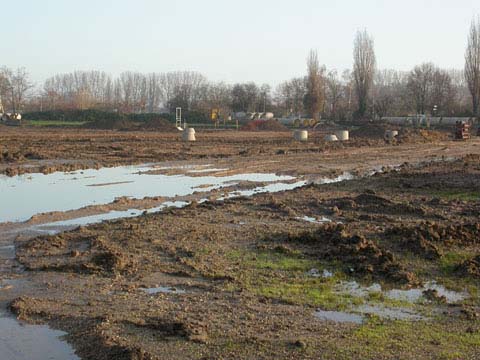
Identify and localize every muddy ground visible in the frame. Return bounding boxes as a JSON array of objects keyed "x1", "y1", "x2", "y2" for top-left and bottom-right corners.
[
  {"x1": 1, "y1": 126, "x2": 480, "y2": 359},
  {"x1": 0, "y1": 125, "x2": 451, "y2": 177}
]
